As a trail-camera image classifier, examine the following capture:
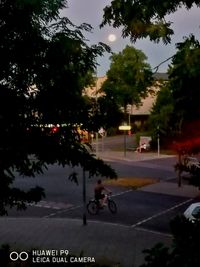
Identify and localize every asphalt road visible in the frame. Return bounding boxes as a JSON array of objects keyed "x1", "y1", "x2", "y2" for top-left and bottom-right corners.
[
  {"x1": 106, "y1": 157, "x2": 176, "y2": 180},
  {"x1": 44, "y1": 188, "x2": 191, "y2": 235},
  {"x1": 7, "y1": 159, "x2": 193, "y2": 236}
]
